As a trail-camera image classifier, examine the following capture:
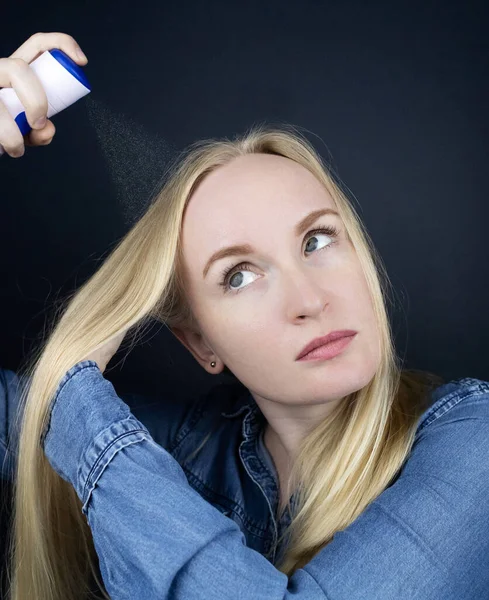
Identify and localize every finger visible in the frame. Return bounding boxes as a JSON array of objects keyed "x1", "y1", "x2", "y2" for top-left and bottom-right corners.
[
  {"x1": 0, "y1": 57, "x2": 48, "y2": 129},
  {"x1": 9, "y1": 31, "x2": 88, "y2": 66},
  {"x1": 0, "y1": 98, "x2": 25, "y2": 157},
  {"x1": 24, "y1": 118, "x2": 55, "y2": 146}
]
